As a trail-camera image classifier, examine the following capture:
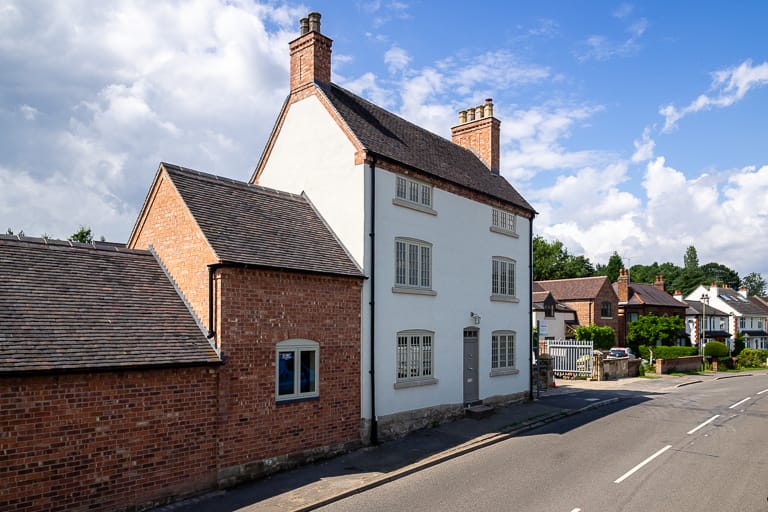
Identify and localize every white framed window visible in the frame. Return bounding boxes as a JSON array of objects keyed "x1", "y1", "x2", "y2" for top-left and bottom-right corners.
[
  {"x1": 394, "y1": 238, "x2": 432, "y2": 291},
  {"x1": 276, "y1": 339, "x2": 319, "y2": 401},
  {"x1": 394, "y1": 176, "x2": 435, "y2": 214},
  {"x1": 491, "y1": 257, "x2": 516, "y2": 300},
  {"x1": 490, "y1": 208, "x2": 517, "y2": 237},
  {"x1": 491, "y1": 330, "x2": 516, "y2": 375},
  {"x1": 395, "y1": 330, "x2": 435, "y2": 386}
]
